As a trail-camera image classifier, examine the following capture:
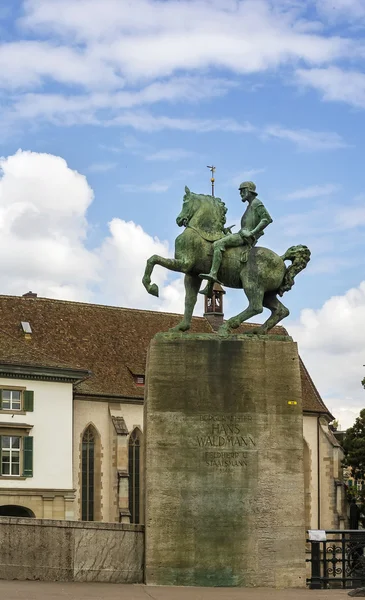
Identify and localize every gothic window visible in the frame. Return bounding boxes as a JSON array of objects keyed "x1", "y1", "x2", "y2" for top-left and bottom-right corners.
[
  {"x1": 82, "y1": 426, "x2": 95, "y2": 521},
  {"x1": 128, "y1": 428, "x2": 142, "y2": 524}
]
